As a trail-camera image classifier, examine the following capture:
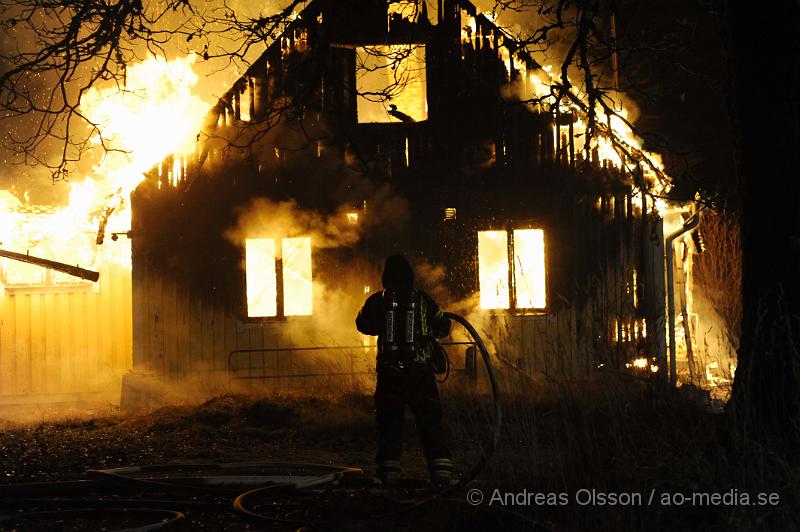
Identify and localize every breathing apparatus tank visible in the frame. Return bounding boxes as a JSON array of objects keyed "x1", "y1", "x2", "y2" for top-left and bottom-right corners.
[
  {"x1": 382, "y1": 288, "x2": 419, "y2": 368},
  {"x1": 383, "y1": 289, "x2": 399, "y2": 354}
]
